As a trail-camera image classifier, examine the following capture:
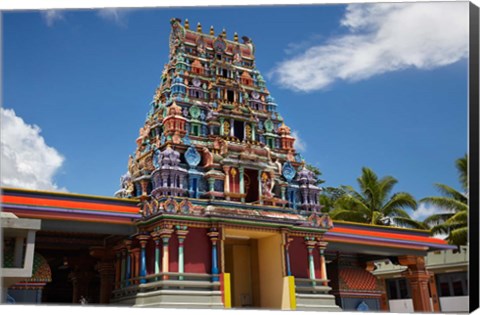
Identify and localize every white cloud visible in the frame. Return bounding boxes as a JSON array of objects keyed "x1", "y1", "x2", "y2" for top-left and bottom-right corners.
[
  {"x1": 41, "y1": 10, "x2": 65, "y2": 27},
  {"x1": 411, "y1": 203, "x2": 438, "y2": 221},
  {"x1": 97, "y1": 8, "x2": 129, "y2": 26},
  {"x1": 412, "y1": 202, "x2": 455, "y2": 222},
  {"x1": 292, "y1": 129, "x2": 307, "y2": 152},
  {"x1": 1, "y1": 108, "x2": 66, "y2": 191},
  {"x1": 270, "y1": 2, "x2": 468, "y2": 92}
]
